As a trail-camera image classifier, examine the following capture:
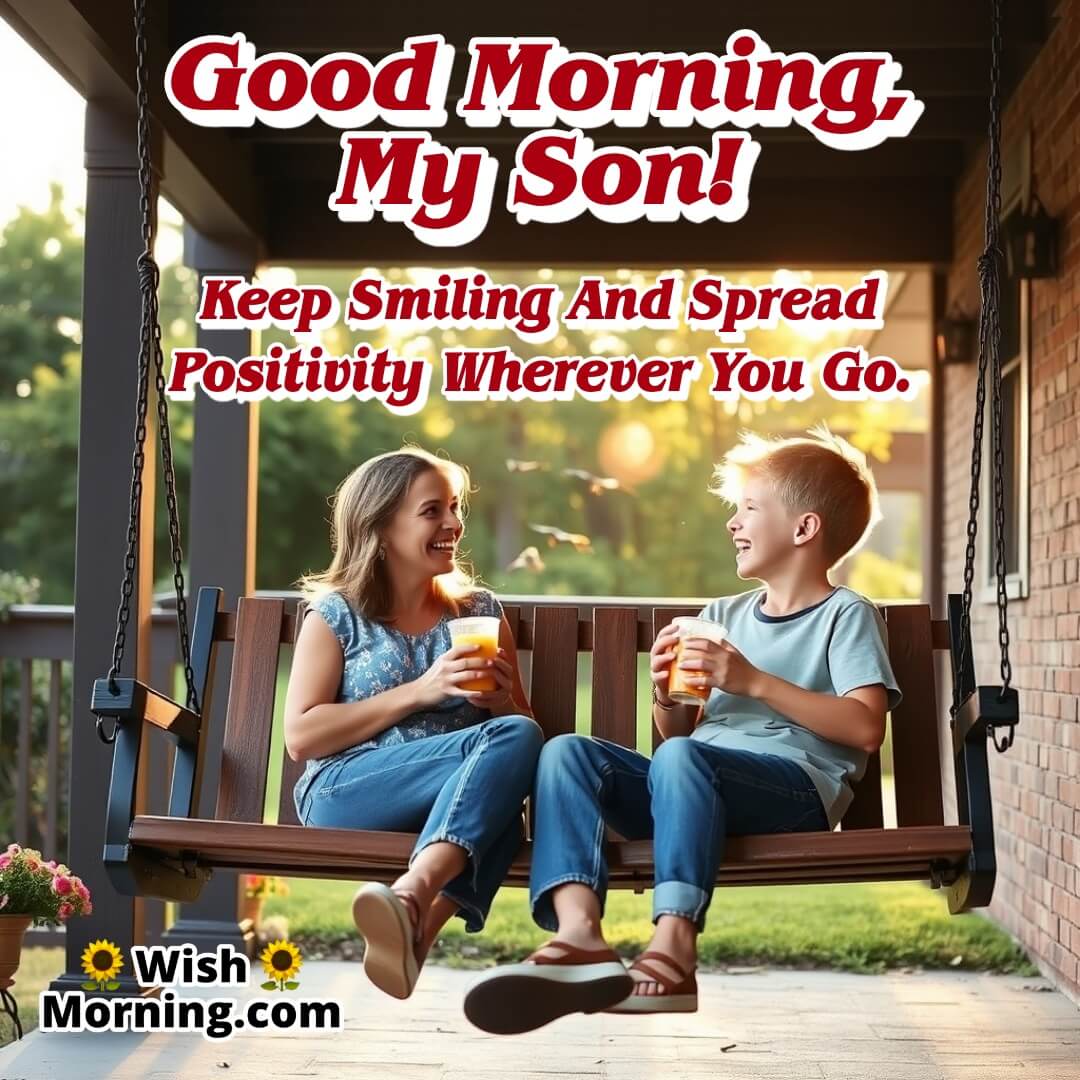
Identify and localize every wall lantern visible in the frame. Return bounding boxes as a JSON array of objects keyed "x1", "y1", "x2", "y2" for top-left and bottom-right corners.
[
  {"x1": 1002, "y1": 194, "x2": 1059, "y2": 280},
  {"x1": 935, "y1": 306, "x2": 976, "y2": 366}
]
